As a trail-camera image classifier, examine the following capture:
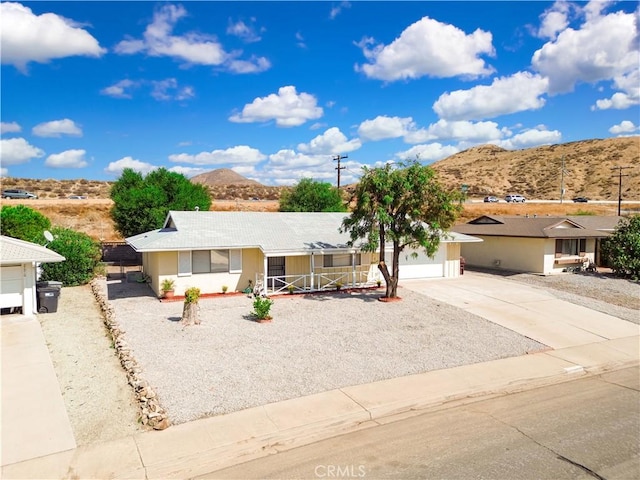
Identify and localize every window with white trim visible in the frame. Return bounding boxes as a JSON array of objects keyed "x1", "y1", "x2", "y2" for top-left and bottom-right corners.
[
  {"x1": 323, "y1": 253, "x2": 361, "y2": 267},
  {"x1": 192, "y1": 249, "x2": 230, "y2": 274},
  {"x1": 555, "y1": 239, "x2": 586, "y2": 256}
]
